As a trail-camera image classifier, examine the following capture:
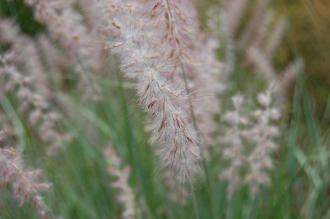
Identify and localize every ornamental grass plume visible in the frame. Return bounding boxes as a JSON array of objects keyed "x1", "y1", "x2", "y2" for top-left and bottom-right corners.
[
  {"x1": 0, "y1": 53, "x2": 71, "y2": 154},
  {"x1": 104, "y1": 147, "x2": 137, "y2": 219},
  {"x1": 0, "y1": 20, "x2": 50, "y2": 97},
  {"x1": 25, "y1": 0, "x2": 102, "y2": 70},
  {"x1": 156, "y1": 0, "x2": 225, "y2": 145},
  {"x1": 26, "y1": 0, "x2": 103, "y2": 101},
  {"x1": 220, "y1": 94, "x2": 248, "y2": 198},
  {"x1": 0, "y1": 134, "x2": 51, "y2": 219},
  {"x1": 220, "y1": 89, "x2": 281, "y2": 197},
  {"x1": 243, "y1": 88, "x2": 281, "y2": 196},
  {"x1": 0, "y1": 20, "x2": 70, "y2": 87},
  {"x1": 98, "y1": 0, "x2": 204, "y2": 181},
  {"x1": 0, "y1": 14, "x2": 101, "y2": 152}
]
